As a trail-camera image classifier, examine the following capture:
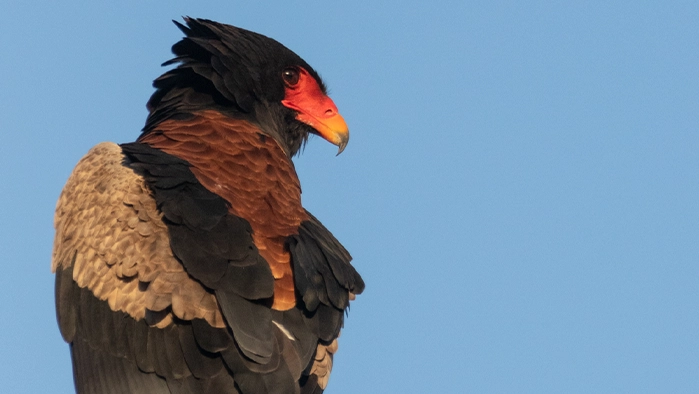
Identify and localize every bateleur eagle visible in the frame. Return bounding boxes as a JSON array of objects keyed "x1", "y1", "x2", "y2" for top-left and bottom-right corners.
[{"x1": 52, "y1": 18, "x2": 364, "y2": 394}]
